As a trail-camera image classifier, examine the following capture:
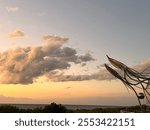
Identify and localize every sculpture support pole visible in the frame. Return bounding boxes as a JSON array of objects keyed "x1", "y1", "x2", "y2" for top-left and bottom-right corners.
[{"x1": 128, "y1": 84, "x2": 143, "y2": 111}]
